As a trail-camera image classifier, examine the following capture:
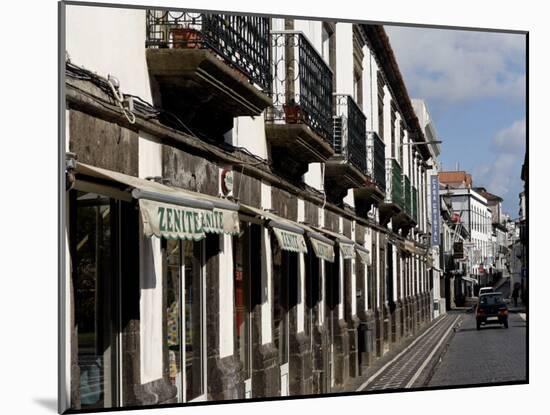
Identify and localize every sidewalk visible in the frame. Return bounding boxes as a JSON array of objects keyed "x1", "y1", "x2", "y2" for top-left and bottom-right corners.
[{"x1": 334, "y1": 313, "x2": 454, "y2": 394}]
